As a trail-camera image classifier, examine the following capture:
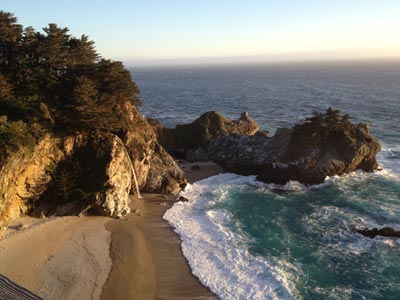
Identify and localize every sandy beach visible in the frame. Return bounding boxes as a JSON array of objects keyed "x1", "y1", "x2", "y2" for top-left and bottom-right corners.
[{"x1": 0, "y1": 161, "x2": 223, "y2": 300}]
